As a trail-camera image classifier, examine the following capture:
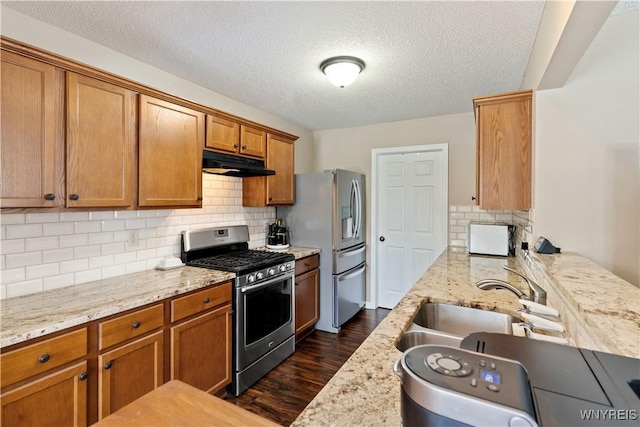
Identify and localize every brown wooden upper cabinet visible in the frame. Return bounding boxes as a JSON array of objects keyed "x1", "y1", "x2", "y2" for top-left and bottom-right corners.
[
  {"x1": 205, "y1": 115, "x2": 266, "y2": 159},
  {"x1": 242, "y1": 134, "x2": 295, "y2": 206},
  {"x1": 473, "y1": 90, "x2": 532, "y2": 211},
  {"x1": 66, "y1": 73, "x2": 136, "y2": 208},
  {"x1": 138, "y1": 95, "x2": 203, "y2": 207},
  {"x1": 0, "y1": 51, "x2": 64, "y2": 208}
]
